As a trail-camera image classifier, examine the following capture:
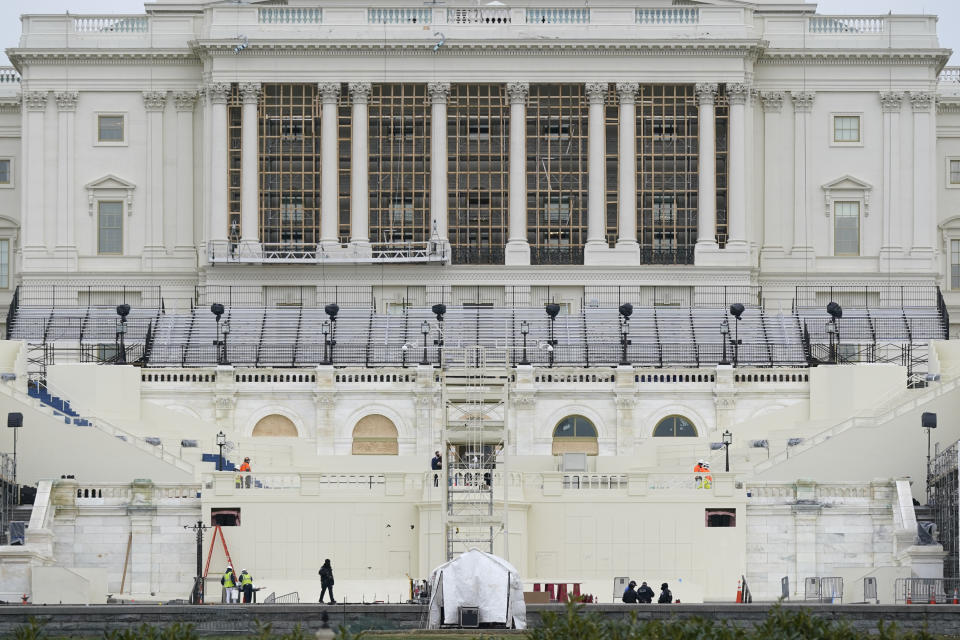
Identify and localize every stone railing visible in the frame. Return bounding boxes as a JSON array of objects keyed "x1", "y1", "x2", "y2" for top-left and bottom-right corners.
[
  {"x1": 0, "y1": 68, "x2": 20, "y2": 84},
  {"x1": 142, "y1": 370, "x2": 215, "y2": 383},
  {"x1": 73, "y1": 15, "x2": 148, "y2": 33},
  {"x1": 562, "y1": 473, "x2": 627, "y2": 490},
  {"x1": 258, "y1": 7, "x2": 321, "y2": 24},
  {"x1": 940, "y1": 68, "x2": 960, "y2": 83},
  {"x1": 808, "y1": 15, "x2": 884, "y2": 34},
  {"x1": 636, "y1": 8, "x2": 699, "y2": 25},
  {"x1": 448, "y1": 8, "x2": 512, "y2": 24},
  {"x1": 368, "y1": 8, "x2": 432, "y2": 24},
  {"x1": 534, "y1": 370, "x2": 615, "y2": 384},
  {"x1": 63, "y1": 481, "x2": 201, "y2": 506},
  {"x1": 207, "y1": 471, "x2": 391, "y2": 495},
  {"x1": 526, "y1": 8, "x2": 590, "y2": 24}
]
